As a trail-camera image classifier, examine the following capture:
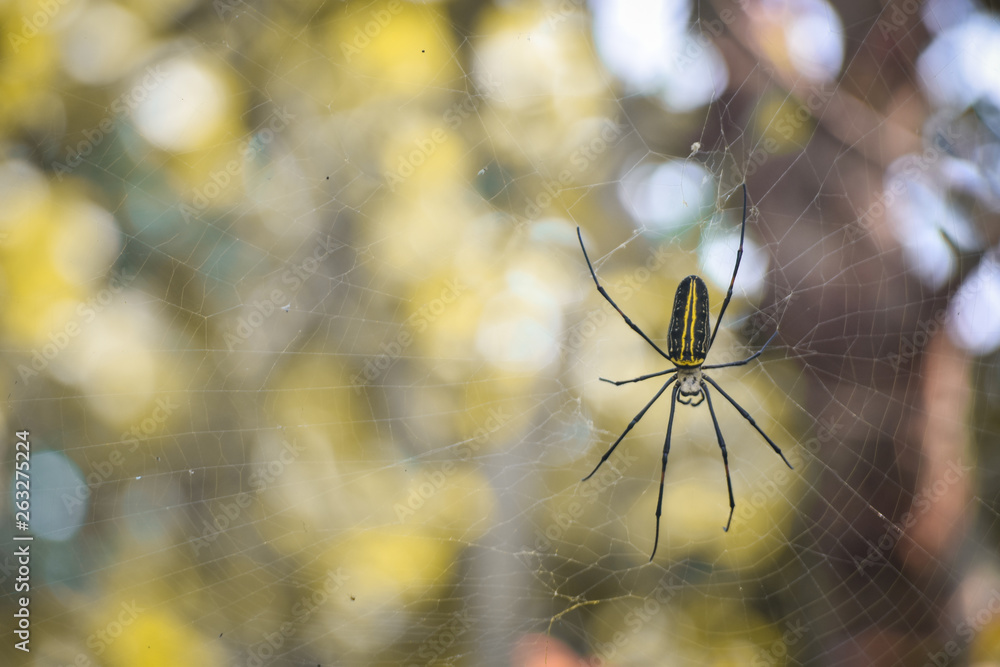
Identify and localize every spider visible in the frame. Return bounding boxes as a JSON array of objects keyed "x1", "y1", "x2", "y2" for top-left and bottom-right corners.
[{"x1": 577, "y1": 184, "x2": 792, "y2": 561}]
